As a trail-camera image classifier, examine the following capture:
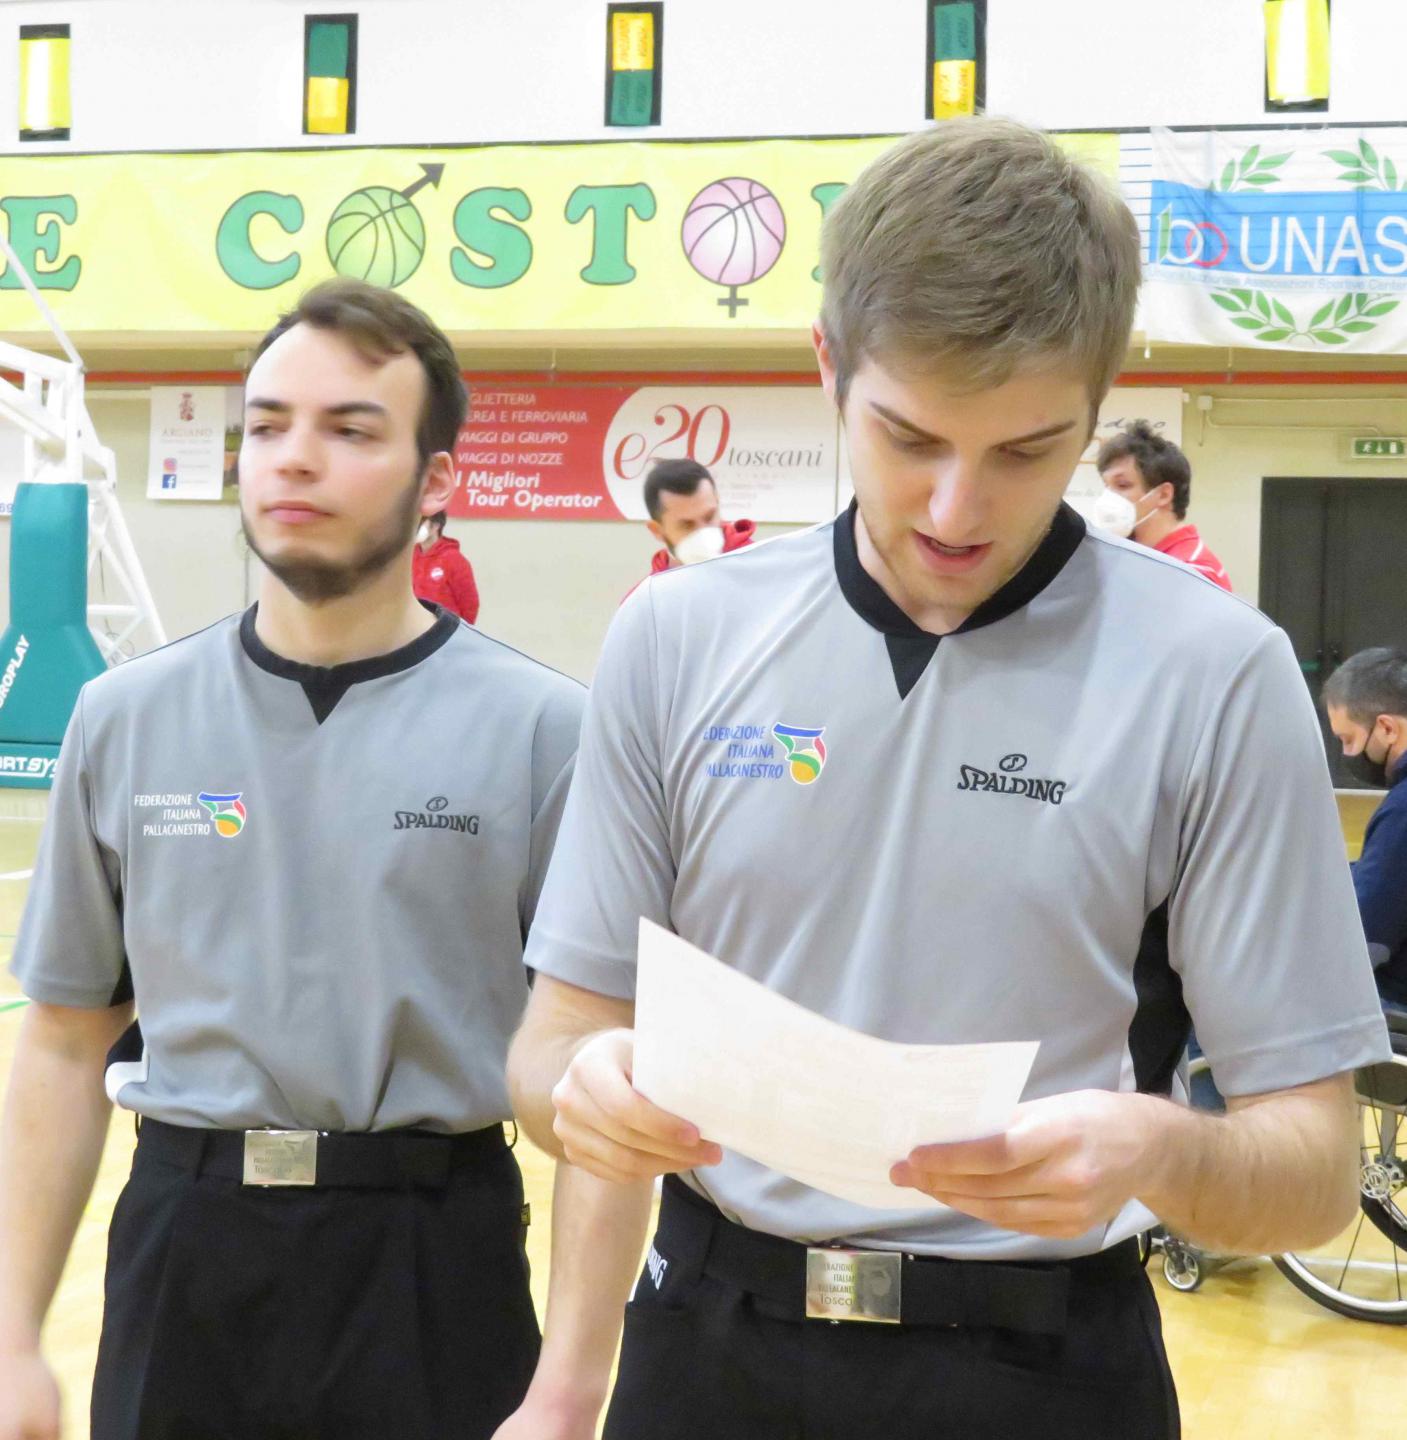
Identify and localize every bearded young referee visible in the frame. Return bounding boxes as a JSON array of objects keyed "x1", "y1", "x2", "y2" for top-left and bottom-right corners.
[
  {"x1": 0, "y1": 280, "x2": 584, "y2": 1440},
  {"x1": 499, "y1": 120, "x2": 1391, "y2": 1440}
]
